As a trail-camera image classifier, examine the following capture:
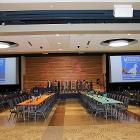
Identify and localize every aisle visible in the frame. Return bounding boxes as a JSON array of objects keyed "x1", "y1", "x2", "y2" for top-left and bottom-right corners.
[
  {"x1": 48, "y1": 99, "x2": 93, "y2": 126},
  {"x1": 48, "y1": 99, "x2": 140, "y2": 126},
  {"x1": 42, "y1": 99, "x2": 140, "y2": 140}
]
